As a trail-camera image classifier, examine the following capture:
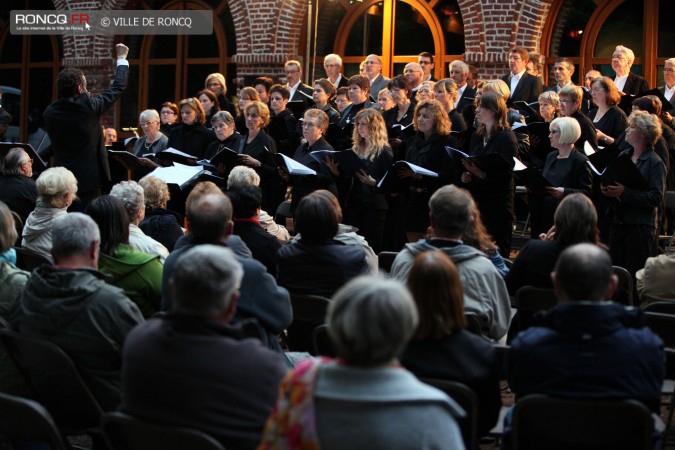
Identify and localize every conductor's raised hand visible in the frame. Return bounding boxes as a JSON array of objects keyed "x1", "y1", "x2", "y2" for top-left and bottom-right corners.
[{"x1": 116, "y1": 43, "x2": 130, "y2": 60}]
